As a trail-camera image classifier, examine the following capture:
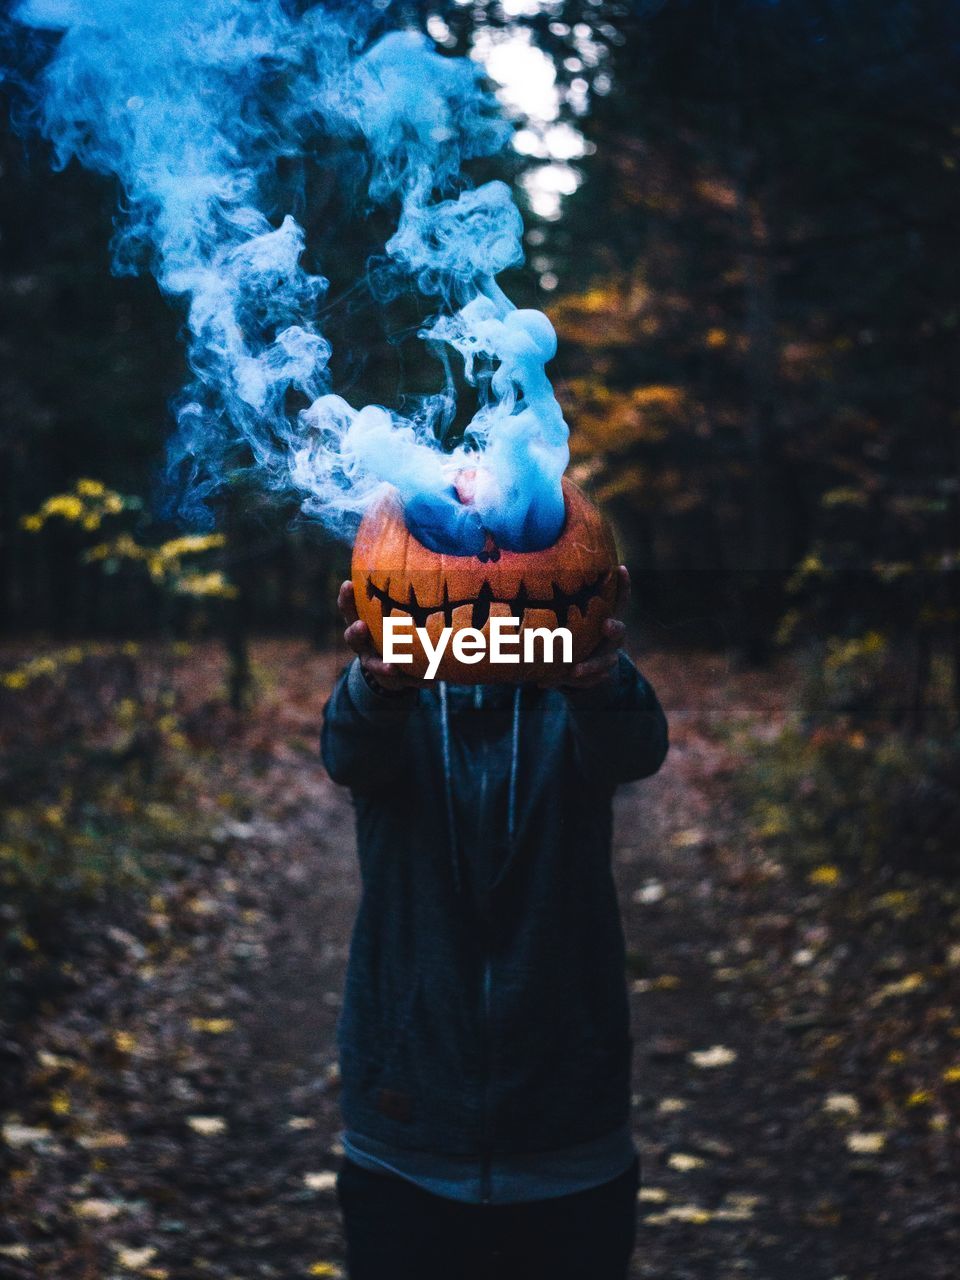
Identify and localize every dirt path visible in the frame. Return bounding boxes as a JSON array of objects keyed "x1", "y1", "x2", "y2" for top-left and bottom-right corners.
[{"x1": 1, "y1": 645, "x2": 957, "y2": 1279}]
